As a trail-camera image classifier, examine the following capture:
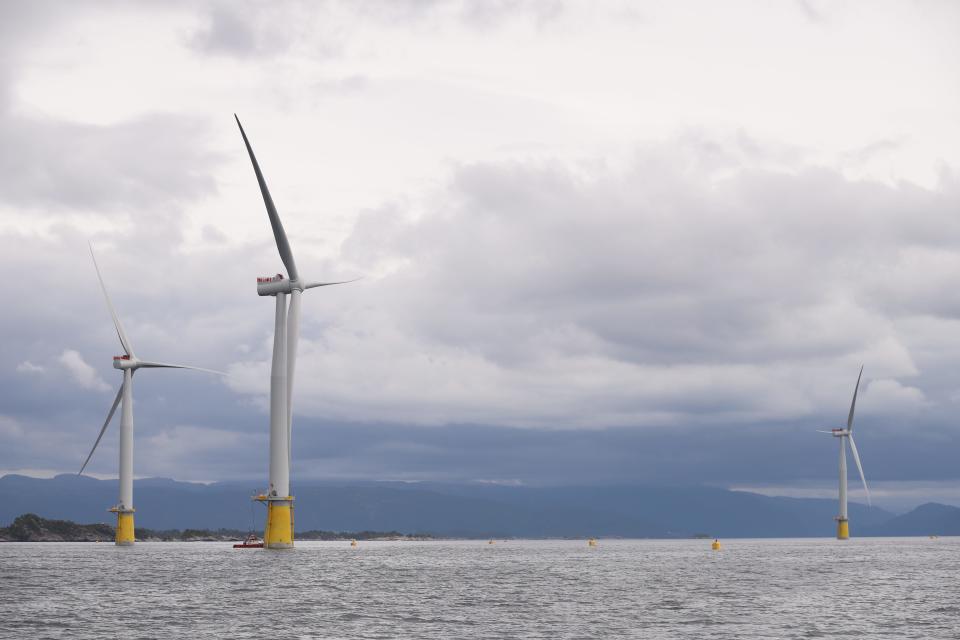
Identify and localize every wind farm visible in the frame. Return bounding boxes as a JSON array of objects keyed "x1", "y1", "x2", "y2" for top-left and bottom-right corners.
[
  {"x1": 57, "y1": 129, "x2": 909, "y2": 551},
  {"x1": 2, "y1": 2, "x2": 959, "y2": 639}
]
